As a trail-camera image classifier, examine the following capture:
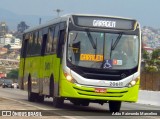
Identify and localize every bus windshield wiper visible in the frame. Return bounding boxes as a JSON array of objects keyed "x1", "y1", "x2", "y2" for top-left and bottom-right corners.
[
  {"x1": 86, "y1": 30, "x2": 97, "y2": 49},
  {"x1": 111, "y1": 33, "x2": 122, "y2": 50},
  {"x1": 110, "y1": 33, "x2": 122, "y2": 58}
]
